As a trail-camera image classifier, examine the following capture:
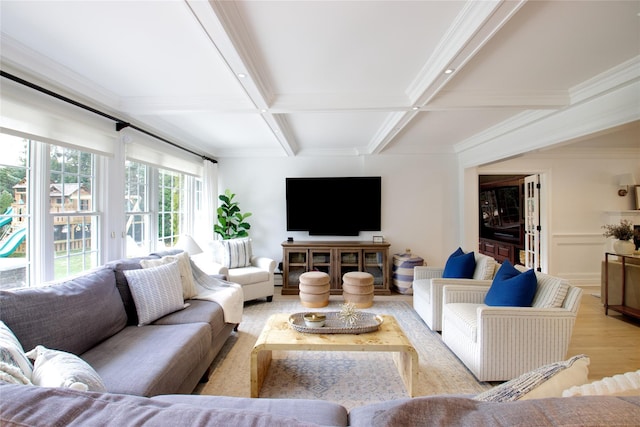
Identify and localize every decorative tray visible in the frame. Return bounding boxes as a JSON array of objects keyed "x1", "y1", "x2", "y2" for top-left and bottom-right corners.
[{"x1": 288, "y1": 312, "x2": 383, "y2": 334}]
